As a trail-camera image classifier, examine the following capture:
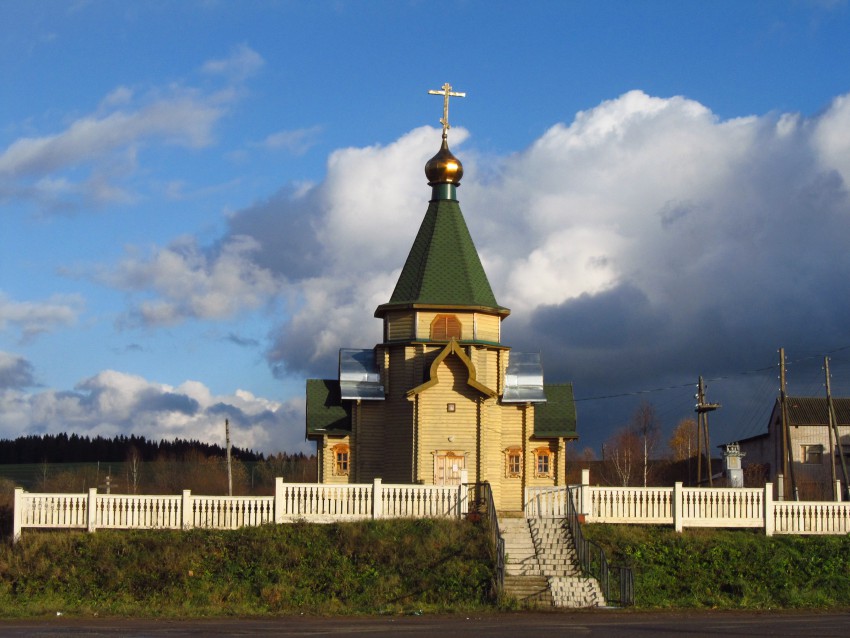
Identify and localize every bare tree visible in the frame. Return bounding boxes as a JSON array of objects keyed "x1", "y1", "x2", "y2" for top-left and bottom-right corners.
[
  {"x1": 631, "y1": 402, "x2": 661, "y2": 487},
  {"x1": 604, "y1": 427, "x2": 642, "y2": 486},
  {"x1": 127, "y1": 446, "x2": 141, "y2": 494}
]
